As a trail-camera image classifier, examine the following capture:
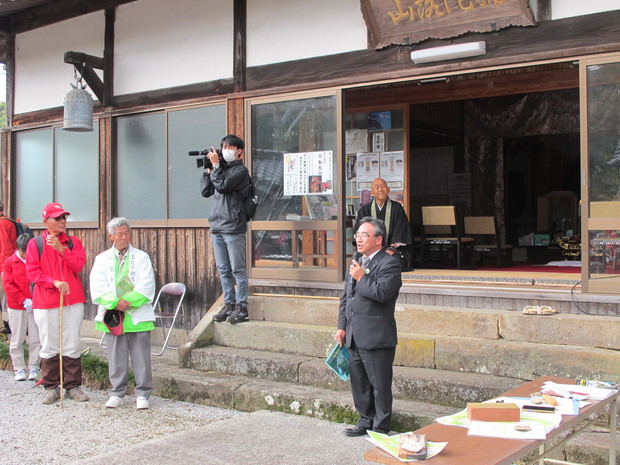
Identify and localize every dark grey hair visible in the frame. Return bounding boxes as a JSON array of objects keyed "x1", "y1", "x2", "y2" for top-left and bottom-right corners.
[
  {"x1": 106, "y1": 217, "x2": 131, "y2": 235},
  {"x1": 16, "y1": 233, "x2": 33, "y2": 252},
  {"x1": 358, "y1": 216, "x2": 387, "y2": 247}
]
